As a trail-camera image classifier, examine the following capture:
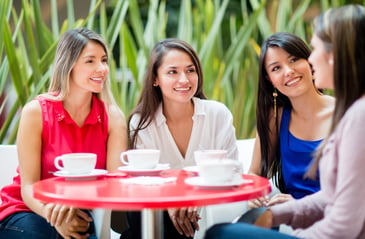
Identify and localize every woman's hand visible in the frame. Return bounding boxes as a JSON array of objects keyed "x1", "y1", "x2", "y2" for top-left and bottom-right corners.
[
  {"x1": 44, "y1": 204, "x2": 92, "y2": 238},
  {"x1": 248, "y1": 196, "x2": 269, "y2": 208},
  {"x1": 266, "y1": 193, "x2": 294, "y2": 206},
  {"x1": 186, "y1": 206, "x2": 200, "y2": 225},
  {"x1": 248, "y1": 193, "x2": 294, "y2": 208},
  {"x1": 44, "y1": 203, "x2": 74, "y2": 226},
  {"x1": 168, "y1": 207, "x2": 200, "y2": 237},
  {"x1": 55, "y1": 213, "x2": 91, "y2": 239}
]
